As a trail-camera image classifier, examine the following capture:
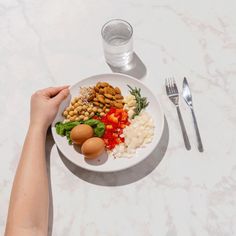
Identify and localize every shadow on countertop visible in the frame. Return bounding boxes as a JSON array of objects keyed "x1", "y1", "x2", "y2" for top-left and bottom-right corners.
[
  {"x1": 107, "y1": 52, "x2": 147, "y2": 80},
  {"x1": 58, "y1": 117, "x2": 169, "y2": 186},
  {"x1": 45, "y1": 130, "x2": 55, "y2": 236}
]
